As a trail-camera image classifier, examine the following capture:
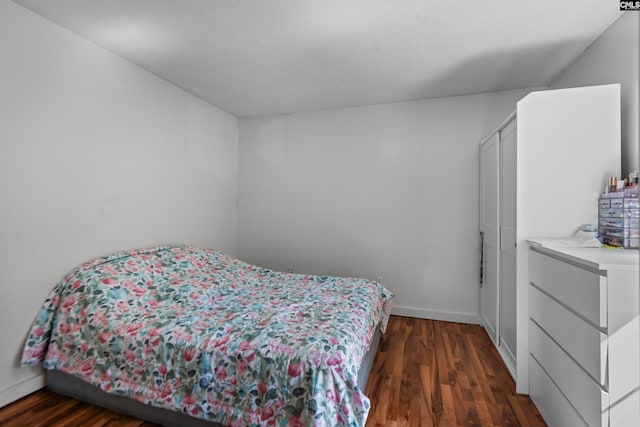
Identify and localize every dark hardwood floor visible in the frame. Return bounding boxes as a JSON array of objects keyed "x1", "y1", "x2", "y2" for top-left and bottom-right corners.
[
  {"x1": 0, "y1": 316, "x2": 545, "y2": 426},
  {"x1": 364, "y1": 316, "x2": 545, "y2": 426}
]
